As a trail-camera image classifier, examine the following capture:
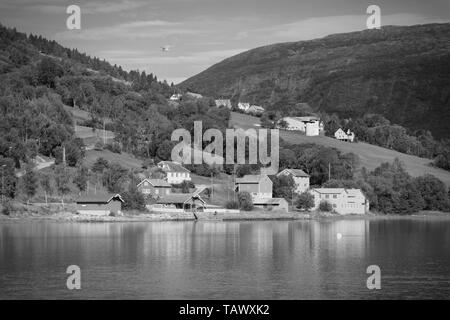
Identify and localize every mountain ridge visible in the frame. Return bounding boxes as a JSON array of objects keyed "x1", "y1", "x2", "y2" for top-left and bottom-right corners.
[{"x1": 180, "y1": 23, "x2": 450, "y2": 139}]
